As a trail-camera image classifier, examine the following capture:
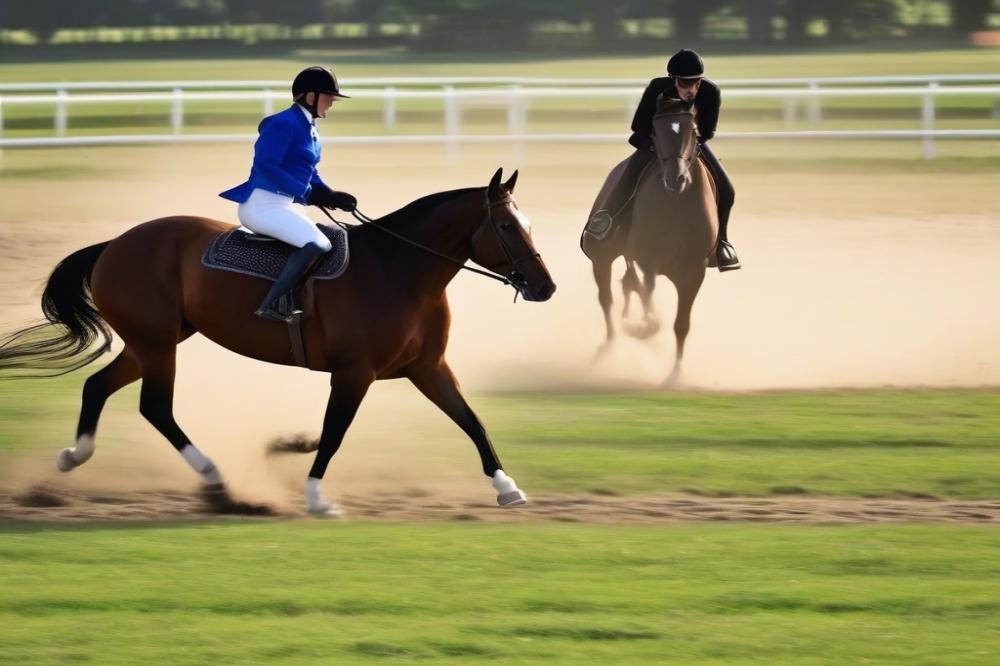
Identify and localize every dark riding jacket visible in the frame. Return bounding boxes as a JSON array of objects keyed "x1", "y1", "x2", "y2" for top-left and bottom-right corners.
[{"x1": 628, "y1": 77, "x2": 721, "y2": 150}]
